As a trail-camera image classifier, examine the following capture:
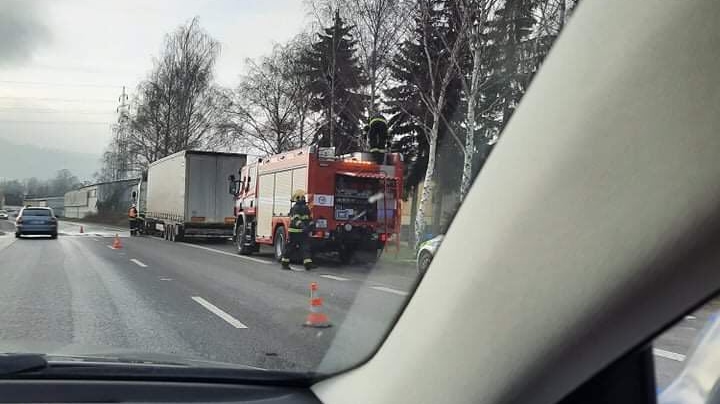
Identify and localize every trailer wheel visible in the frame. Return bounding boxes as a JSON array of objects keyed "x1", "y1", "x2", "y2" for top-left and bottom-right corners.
[
  {"x1": 173, "y1": 225, "x2": 183, "y2": 243},
  {"x1": 274, "y1": 226, "x2": 286, "y2": 261},
  {"x1": 236, "y1": 221, "x2": 252, "y2": 255}
]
